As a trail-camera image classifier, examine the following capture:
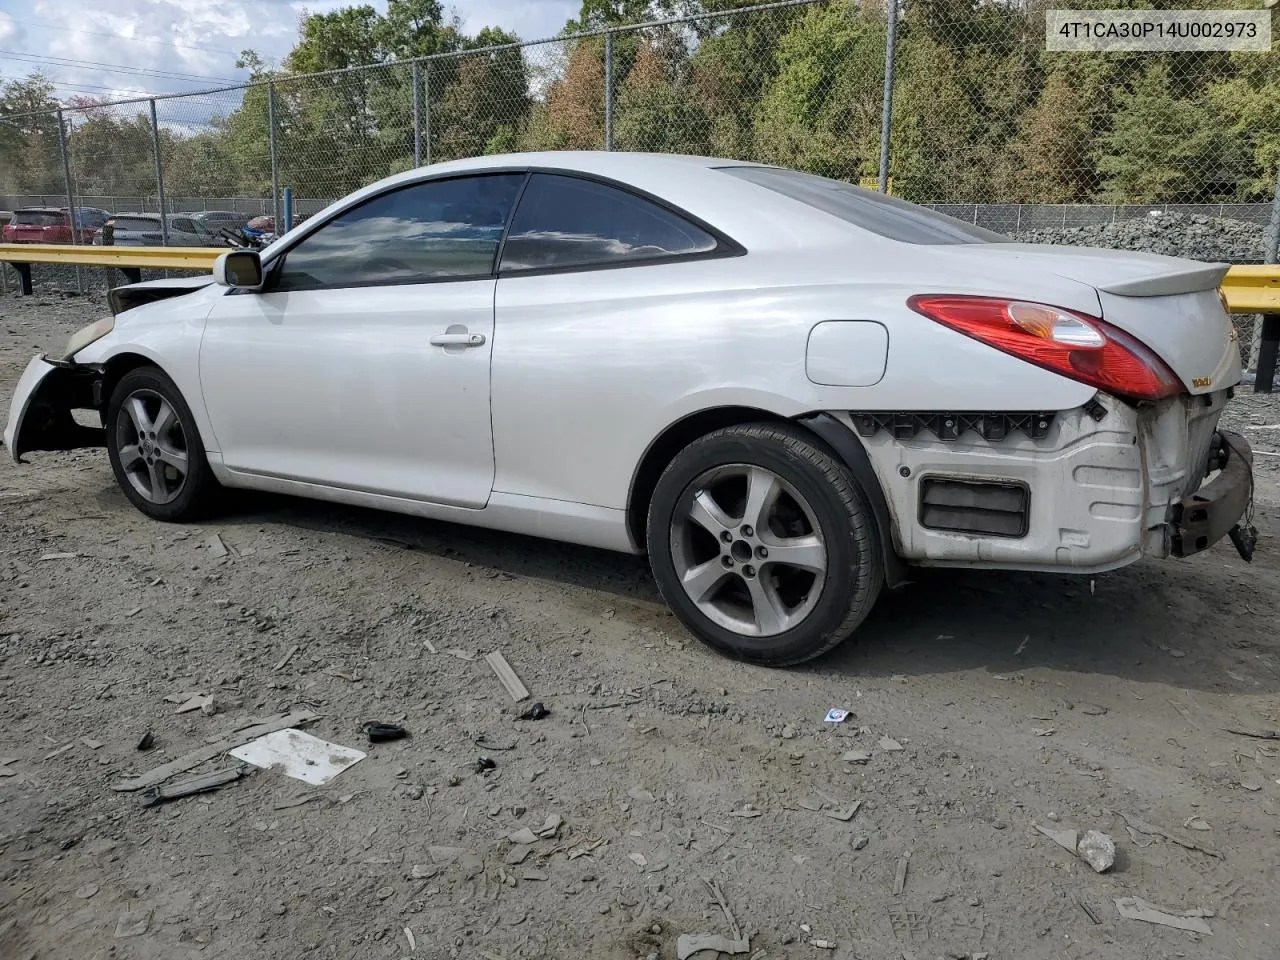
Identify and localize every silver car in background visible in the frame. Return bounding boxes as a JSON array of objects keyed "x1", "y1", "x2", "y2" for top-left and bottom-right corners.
[{"x1": 95, "y1": 214, "x2": 216, "y2": 247}]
